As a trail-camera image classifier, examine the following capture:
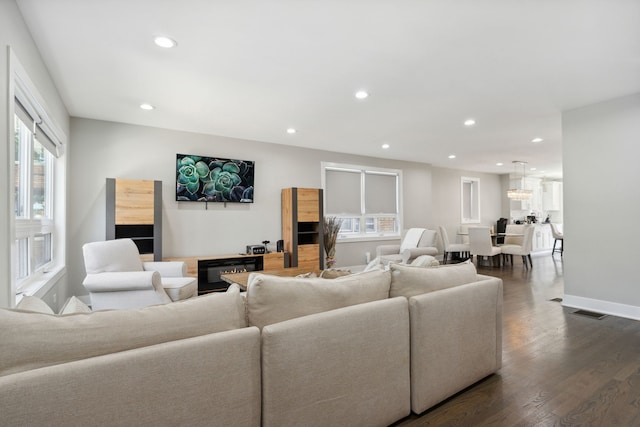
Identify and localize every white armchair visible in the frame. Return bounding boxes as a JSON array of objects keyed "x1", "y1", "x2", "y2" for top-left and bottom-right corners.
[
  {"x1": 376, "y1": 228, "x2": 438, "y2": 265},
  {"x1": 82, "y1": 239, "x2": 197, "y2": 310}
]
